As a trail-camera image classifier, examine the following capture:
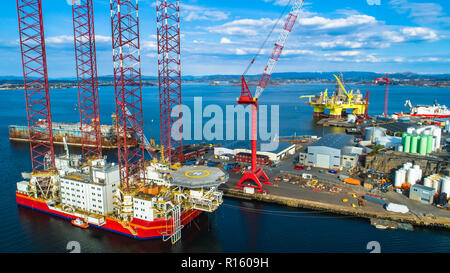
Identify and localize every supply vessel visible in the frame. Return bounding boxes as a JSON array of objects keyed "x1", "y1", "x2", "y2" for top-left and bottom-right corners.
[
  {"x1": 16, "y1": 152, "x2": 227, "y2": 241},
  {"x1": 395, "y1": 100, "x2": 450, "y2": 119}
]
